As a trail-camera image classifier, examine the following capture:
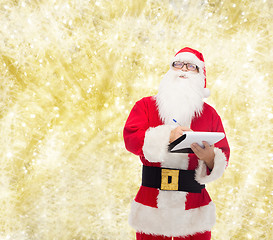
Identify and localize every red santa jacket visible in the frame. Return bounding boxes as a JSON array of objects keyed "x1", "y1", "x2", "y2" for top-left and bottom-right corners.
[{"x1": 123, "y1": 96, "x2": 230, "y2": 237}]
